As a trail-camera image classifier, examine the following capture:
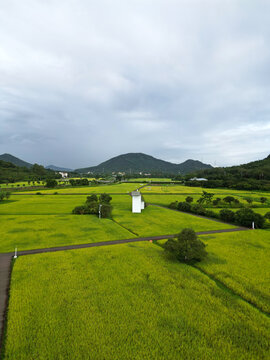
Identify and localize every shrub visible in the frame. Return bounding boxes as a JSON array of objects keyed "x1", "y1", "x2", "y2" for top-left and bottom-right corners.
[
  {"x1": 205, "y1": 210, "x2": 219, "y2": 219},
  {"x1": 86, "y1": 194, "x2": 98, "y2": 203},
  {"x1": 190, "y1": 204, "x2": 206, "y2": 216},
  {"x1": 185, "y1": 196, "x2": 193, "y2": 203},
  {"x1": 86, "y1": 201, "x2": 99, "y2": 214},
  {"x1": 260, "y1": 197, "x2": 267, "y2": 204},
  {"x1": 212, "y1": 198, "x2": 221, "y2": 206},
  {"x1": 164, "y1": 228, "x2": 207, "y2": 263},
  {"x1": 169, "y1": 201, "x2": 178, "y2": 209},
  {"x1": 235, "y1": 208, "x2": 265, "y2": 228},
  {"x1": 223, "y1": 196, "x2": 235, "y2": 205},
  {"x1": 45, "y1": 179, "x2": 58, "y2": 188},
  {"x1": 177, "y1": 202, "x2": 191, "y2": 212},
  {"x1": 36, "y1": 192, "x2": 42, "y2": 195},
  {"x1": 264, "y1": 212, "x2": 270, "y2": 220},
  {"x1": 220, "y1": 209, "x2": 235, "y2": 223},
  {"x1": 72, "y1": 206, "x2": 90, "y2": 215}
]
